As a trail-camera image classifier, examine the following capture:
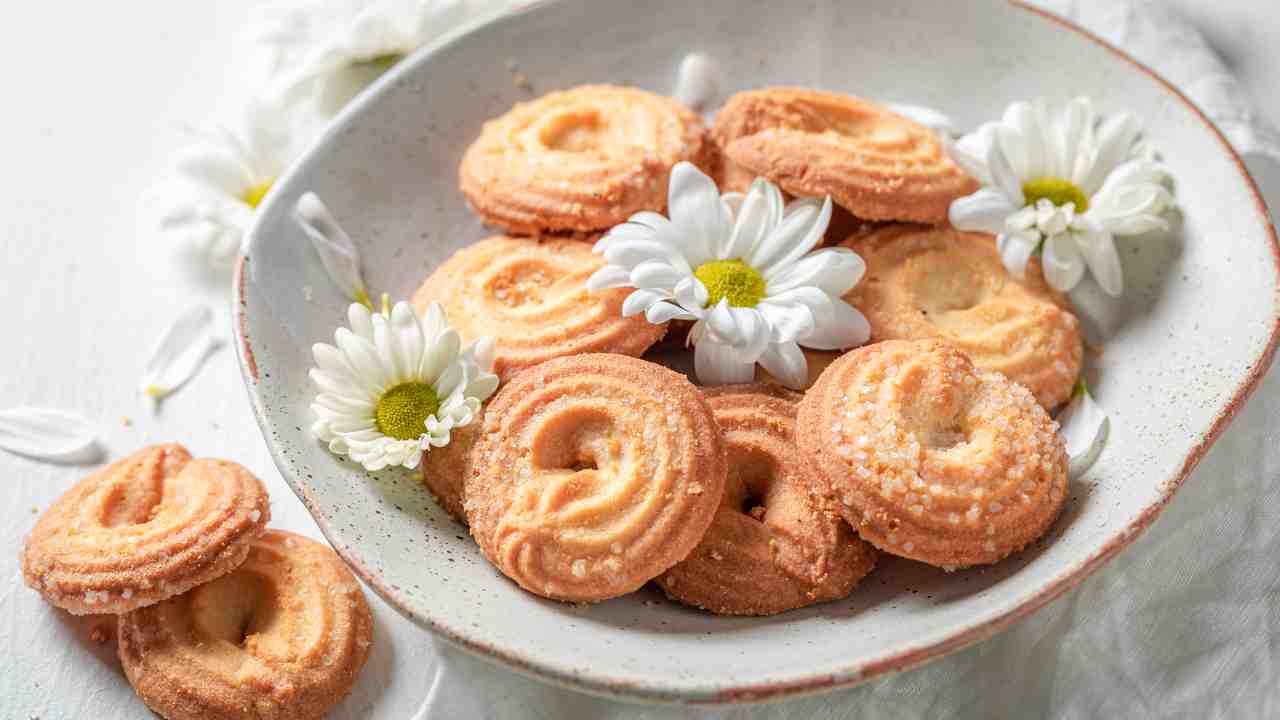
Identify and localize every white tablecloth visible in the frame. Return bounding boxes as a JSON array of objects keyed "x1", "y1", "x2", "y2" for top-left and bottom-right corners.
[{"x1": 1, "y1": 2, "x2": 1277, "y2": 718}]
